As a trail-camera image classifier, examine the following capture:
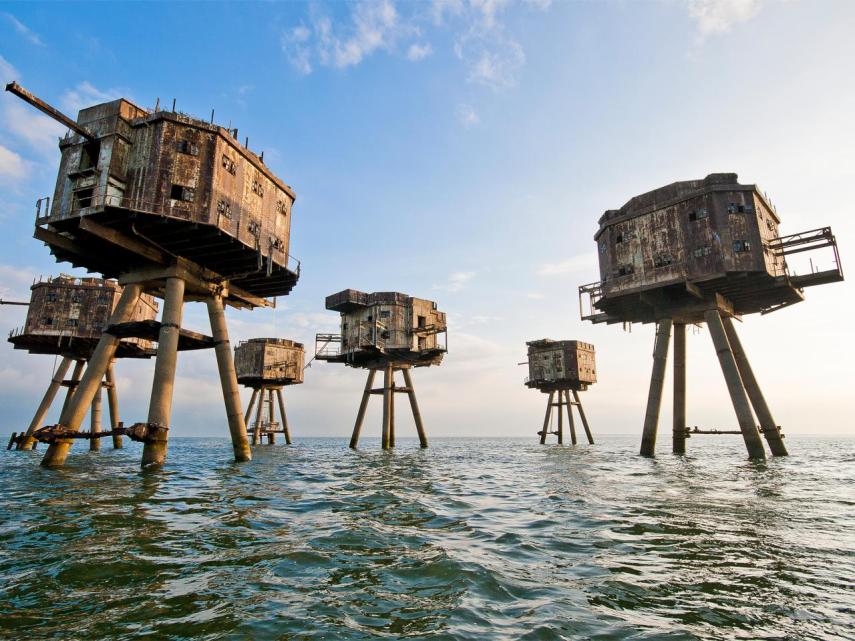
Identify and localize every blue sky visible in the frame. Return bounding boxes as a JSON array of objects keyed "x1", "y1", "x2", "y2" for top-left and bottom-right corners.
[{"x1": 1, "y1": 0, "x2": 853, "y2": 442}]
